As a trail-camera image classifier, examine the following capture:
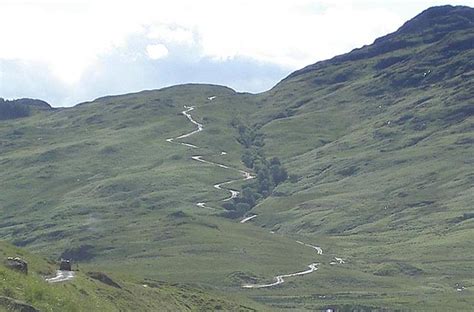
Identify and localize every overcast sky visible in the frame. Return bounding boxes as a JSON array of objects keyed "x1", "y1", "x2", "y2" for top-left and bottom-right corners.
[{"x1": 1, "y1": 0, "x2": 473, "y2": 107}]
